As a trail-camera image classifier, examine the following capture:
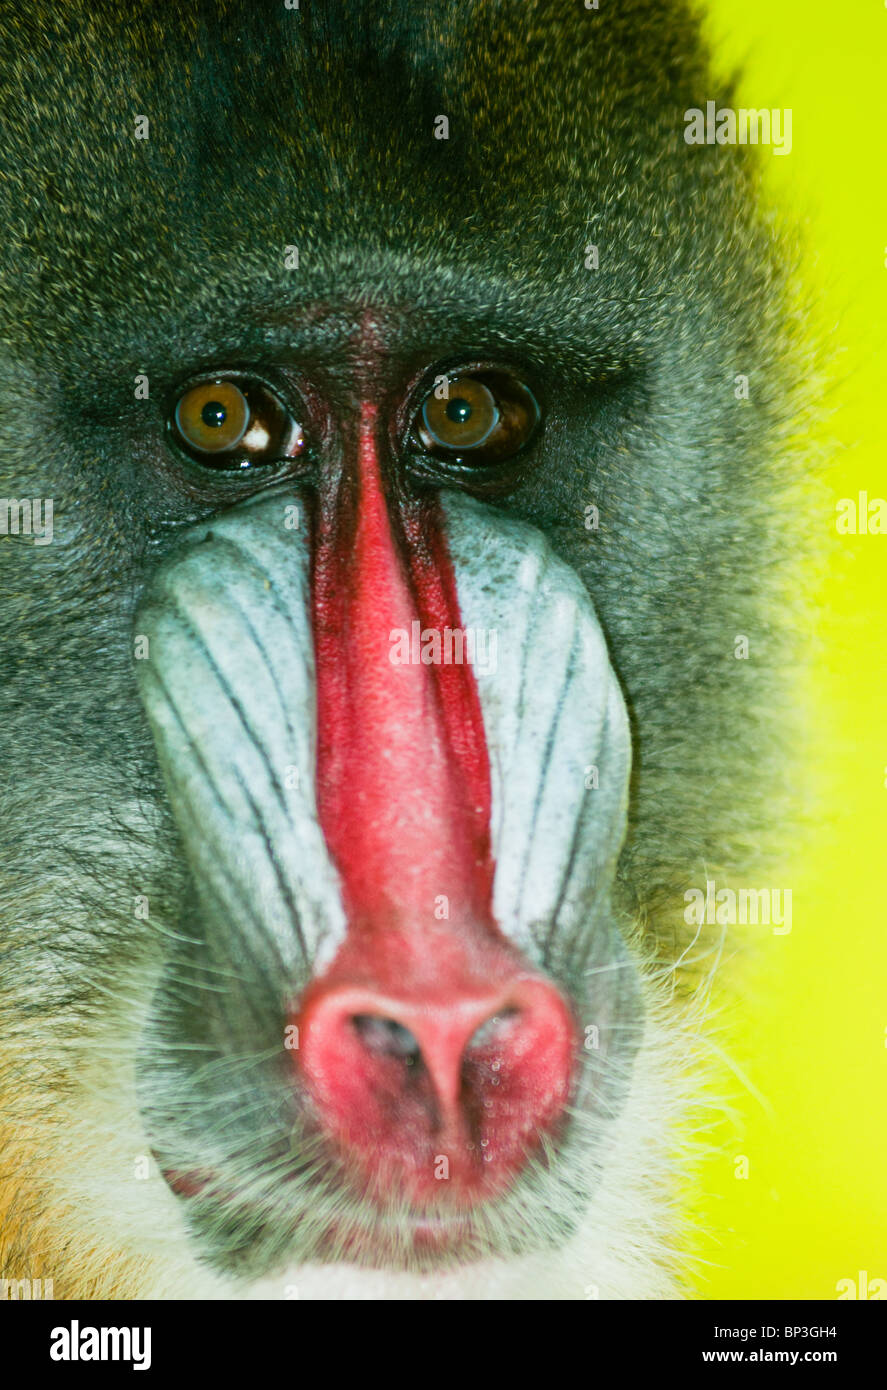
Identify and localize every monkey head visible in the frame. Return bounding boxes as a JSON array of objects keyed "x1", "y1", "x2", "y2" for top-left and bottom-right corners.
[{"x1": 0, "y1": 0, "x2": 799, "y2": 1298}]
